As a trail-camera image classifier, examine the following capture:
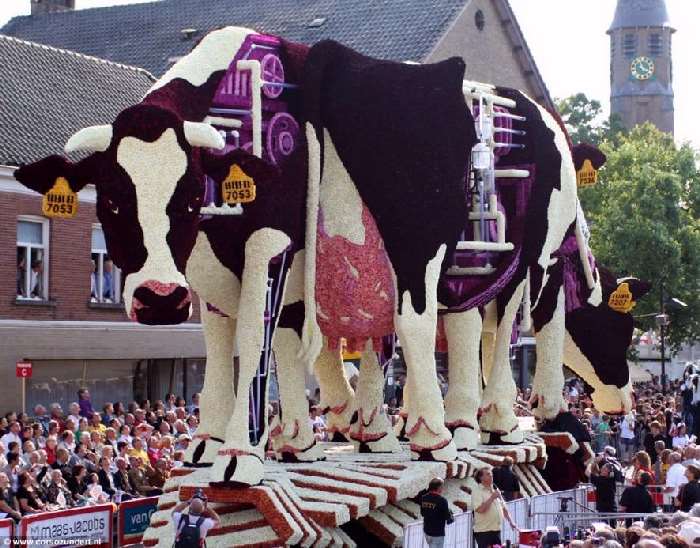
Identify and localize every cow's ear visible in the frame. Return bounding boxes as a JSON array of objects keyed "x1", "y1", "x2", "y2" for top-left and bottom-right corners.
[
  {"x1": 572, "y1": 142, "x2": 606, "y2": 171},
  {"x1": 15, "y1": 155, "x2": 91, "y2": 195},
  {"x1": 618, "y1": 277, "x2": 652, "y2": 302},
  {"x1": 201, "y1": 149, "x2": 279, "y2": 184}
]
